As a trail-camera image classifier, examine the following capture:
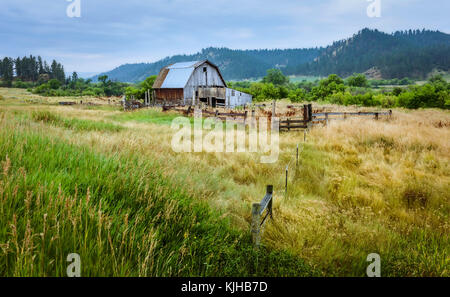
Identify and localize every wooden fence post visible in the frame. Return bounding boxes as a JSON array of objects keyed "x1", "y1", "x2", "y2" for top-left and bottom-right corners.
[
  {"x1": 325, "y1": 113, "x2": 329, "y2": 126},
  {"x1": 375, "y1": 112, "x2": 379, "y2": 120},
  {"x1": 251, "y1": 203, "x2": 261, "y2": 247},
  {"x1": 296, "y1": 144, "x2": 299, "y2": 167},
  {"x1": 287, "y1": 118, "x2": 291, "y2": 131},
  {"x1": 251, "y1": 109, "x2": 256, "y2": 129},
  {"x1": 266, "y1": 185, "x2": 274, "y2": 219},
  {"x1": 308, "y1": 104, "x2": 312, "y2": 122},
  {"x1": 272, "y1": 100, "x2": 276, "y2": 117},
  {"x1": 285, "y1": 165, "x2": 289, "y2": 196},
  {"x1": 303, "y1": 104, "x2": 308, "y2": 122}
]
